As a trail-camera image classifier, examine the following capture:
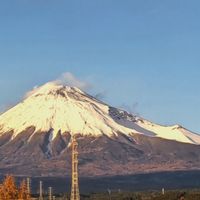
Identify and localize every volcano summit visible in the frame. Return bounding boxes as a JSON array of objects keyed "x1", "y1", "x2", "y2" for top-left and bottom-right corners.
[{"x1": 0, "y1": 82, "x2": 200, "y2": 177}]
